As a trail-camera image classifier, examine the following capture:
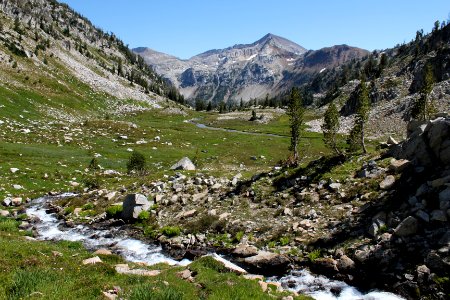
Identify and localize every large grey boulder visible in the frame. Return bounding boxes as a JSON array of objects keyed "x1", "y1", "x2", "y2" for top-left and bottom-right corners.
[
  {"x1": 121, "y1": 194, "x2": 152, "y2": 220},
  {"x1": 394, "y1": 216, "x2": 418, "y2": 237},
  {"x1": 170, "y1": 157, "x2": 196, "y2": 171},
  {"x1": 391, "y1": 117, "x2": 450, "y2": 167},
  {"x1": 243, "y1": 251, "x2": 290, "y2": 275}
]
